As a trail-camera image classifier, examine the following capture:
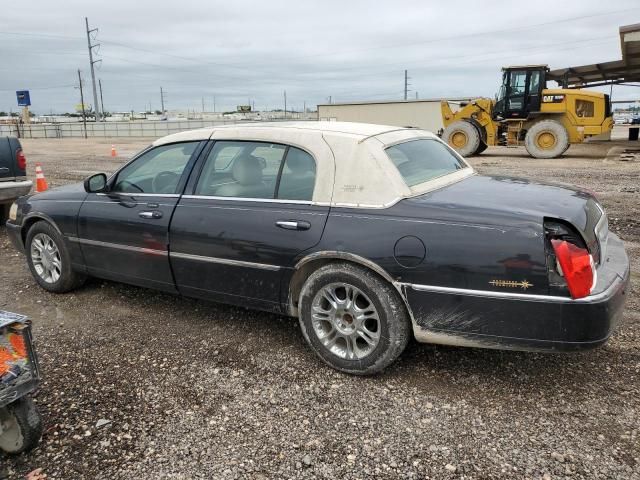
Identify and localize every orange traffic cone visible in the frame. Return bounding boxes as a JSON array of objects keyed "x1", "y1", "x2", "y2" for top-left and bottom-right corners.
[
  {"x1": 35, "y1": 163, "x2": 48, "y2": 192},
  {"x1": 111, "y1": 145, "x2": 117, "y2": 157}
]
